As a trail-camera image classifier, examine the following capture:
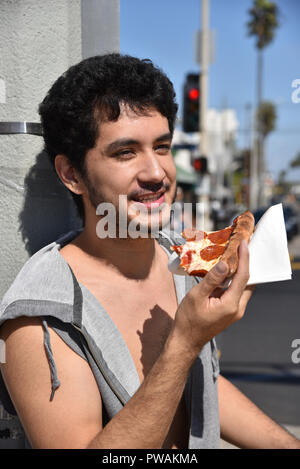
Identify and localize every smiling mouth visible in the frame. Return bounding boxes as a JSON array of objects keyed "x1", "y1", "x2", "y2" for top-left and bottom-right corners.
[
  {"x1": 131, "y1": 191, "x2": 166, "y2": 207},
  {"x1": 133, "y1": 191, "x2": 164, "y2": 202}
]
